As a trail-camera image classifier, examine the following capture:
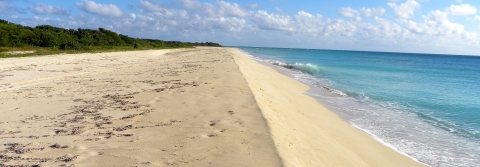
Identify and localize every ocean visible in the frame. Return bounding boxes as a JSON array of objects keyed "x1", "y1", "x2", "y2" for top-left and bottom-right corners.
[{"x1": 236, "y1": 47, "x2": 480, "y2": 167}]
